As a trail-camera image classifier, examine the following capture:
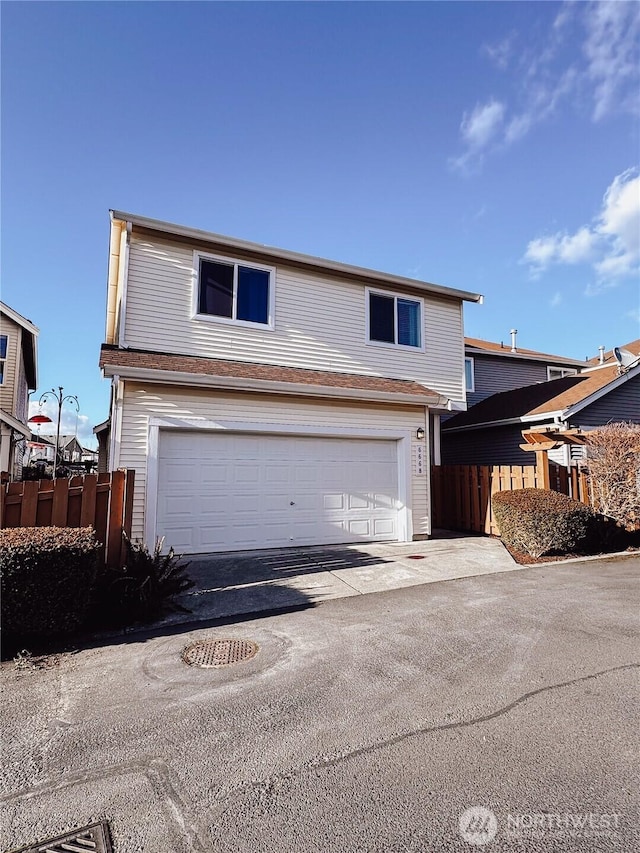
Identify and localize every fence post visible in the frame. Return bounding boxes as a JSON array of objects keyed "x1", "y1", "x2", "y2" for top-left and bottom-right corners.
[{"x1": 535, "y1": 450, "x2": 550, "y2": 489}]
